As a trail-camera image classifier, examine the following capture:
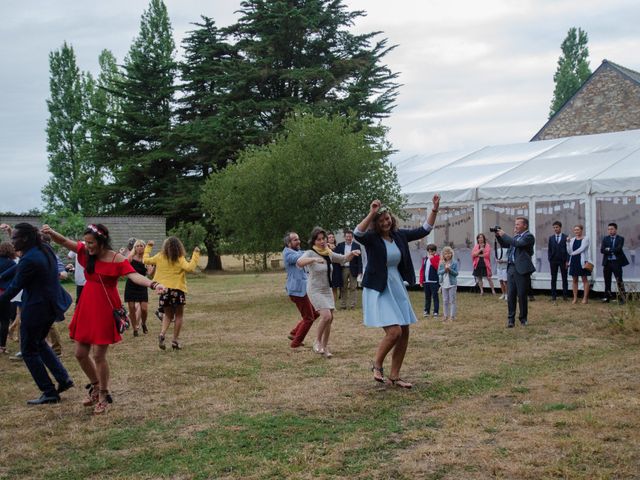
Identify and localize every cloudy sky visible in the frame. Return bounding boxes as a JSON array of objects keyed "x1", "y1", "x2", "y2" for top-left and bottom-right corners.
[{"x1": 1, "y1": 0, "x2": 639, "y2": 213}]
